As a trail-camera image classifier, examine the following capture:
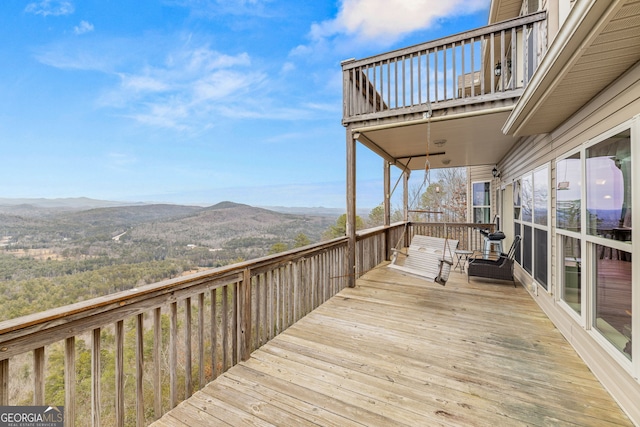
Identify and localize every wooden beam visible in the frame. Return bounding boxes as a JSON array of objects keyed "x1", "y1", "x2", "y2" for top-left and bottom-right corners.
[{"x1": 346, "y1": 126, "x2": 357, "y2": 287}]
